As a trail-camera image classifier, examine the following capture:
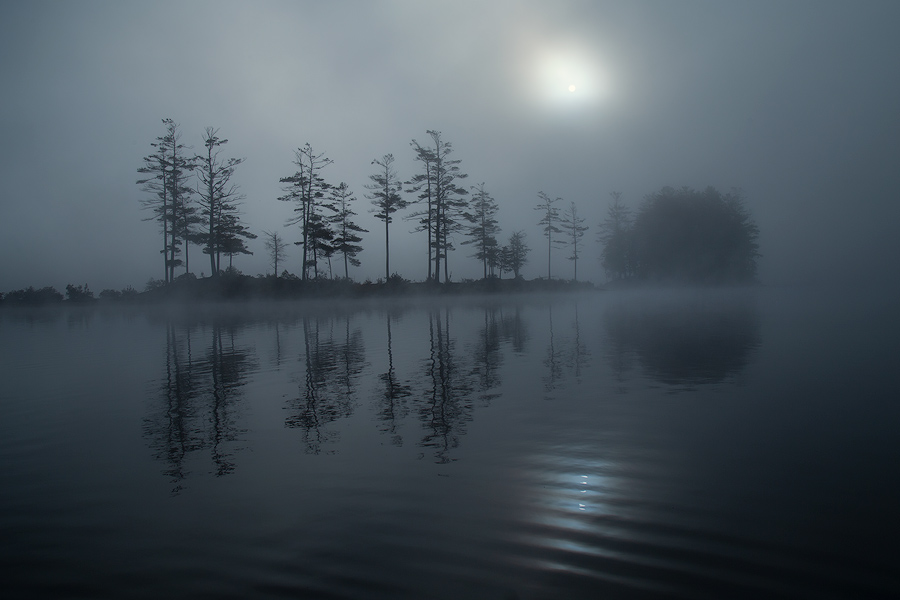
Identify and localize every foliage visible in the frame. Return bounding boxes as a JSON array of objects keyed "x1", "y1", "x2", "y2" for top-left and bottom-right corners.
[
  {"x1": 630, "y1": 186, "x2": 759, "y2": 283},
  {"x1": 561, "y1": 201, "x2": 589, "y2": 281},
  {"x1": 534, "y1": 191, "x2": 564, "y2": 279},
  {"x1": 195, "y1": 127, "x2": 253, "y2": 276},
  {"x1": 279, "y1": 143, "x2": 335, "y2": 281},
  {"x1": 462, "y1": 183, "x2": 501, "y2": 279},
  {"x1": 65, "y1": 283, "x2": 95, "y2": 303},
  {"x1": 498, "y1": 231, "x2": 529, "y2": 279},
  {"x1": 409, "y1": 131, "x2": 468, "y2": 283},
  {"x1": 136, "y1": 119, "x2": 197, "y2": 284},
  {"x1": 366, "y1": 154, "x2": 407, "y2": 280},
  {"x1": 2, "y1": 286, "x2": 64, "y2": 305},
  {"x1": 598, "y1": 191, "x2": 633, "y2": 281},
  {"x1": 145, "y1": 278, "x2": 166, "y2": 292},
  {"x1": 329, "y1": 182, "x2": 367, "y2": 280}
]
